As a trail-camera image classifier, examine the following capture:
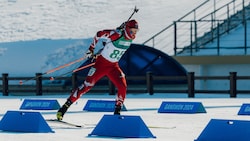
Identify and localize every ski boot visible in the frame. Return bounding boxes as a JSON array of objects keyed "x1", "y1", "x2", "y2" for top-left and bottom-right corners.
[
  {"x1": 57, "y1": 100, "x2": 72, "y2": 120},
  {"x1": 114, "y1": 105, "x2": 122, "y2": 115}
]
